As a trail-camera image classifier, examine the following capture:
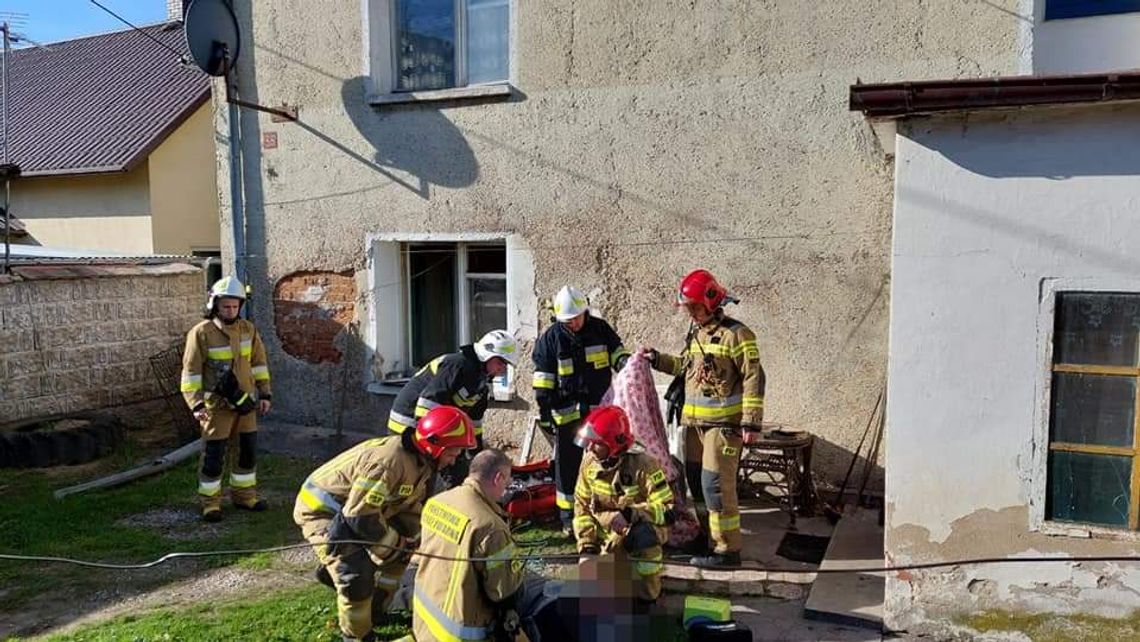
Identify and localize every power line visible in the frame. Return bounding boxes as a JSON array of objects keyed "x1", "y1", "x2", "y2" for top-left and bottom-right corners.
[{"x1": 87, "y1": 0, "x2": 188, "y2": 63}]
